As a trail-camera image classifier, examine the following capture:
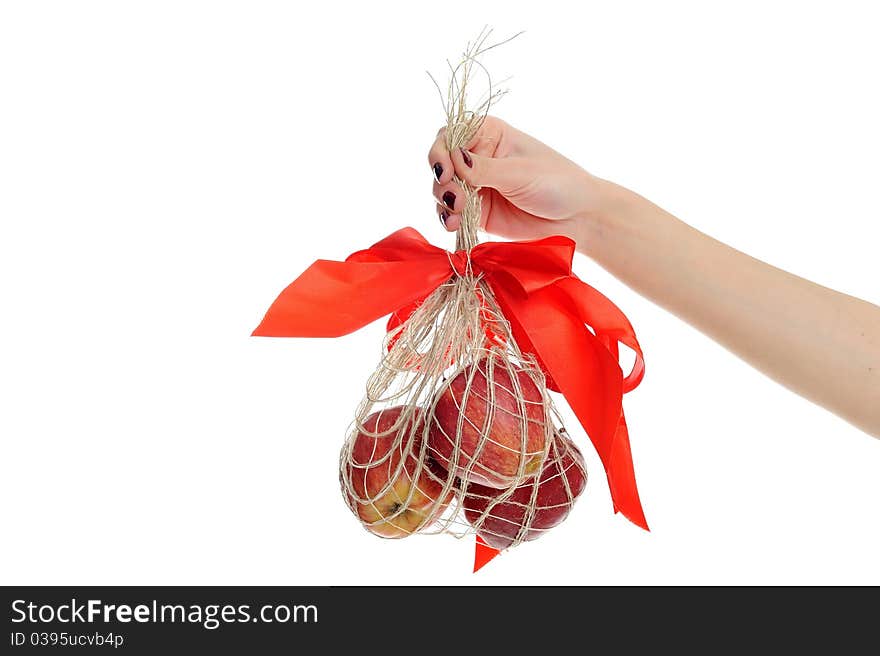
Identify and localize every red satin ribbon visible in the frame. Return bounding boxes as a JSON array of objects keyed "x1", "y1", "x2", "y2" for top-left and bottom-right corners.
[{"x1": 253, "y1": 227, "x2": 649, "y2": 541}]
